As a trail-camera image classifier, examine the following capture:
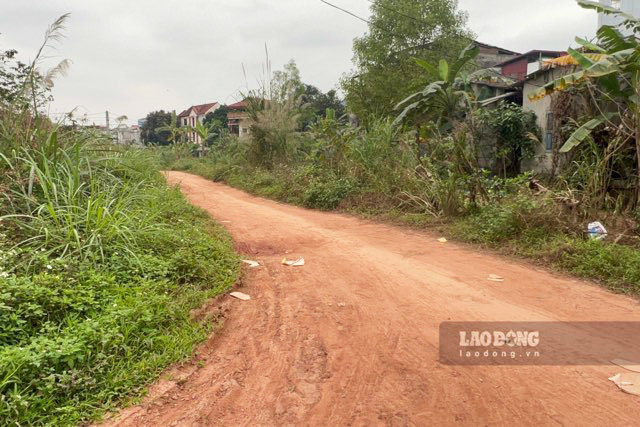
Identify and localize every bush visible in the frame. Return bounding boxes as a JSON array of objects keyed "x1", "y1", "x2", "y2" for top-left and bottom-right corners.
[
  {"x1": 303, "y1": 175, "x2": 355, "y2": 210},
  {"x1": 452, "y1": 194, "x2": 563, "y2": 243}
]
